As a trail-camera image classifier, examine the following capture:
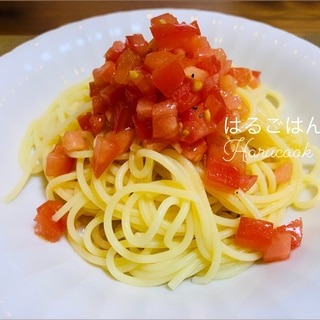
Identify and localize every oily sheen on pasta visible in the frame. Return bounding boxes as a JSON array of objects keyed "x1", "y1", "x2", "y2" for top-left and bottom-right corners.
[{"x1": 7, "y1": 78, "x2": 320, "y2": 290}]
